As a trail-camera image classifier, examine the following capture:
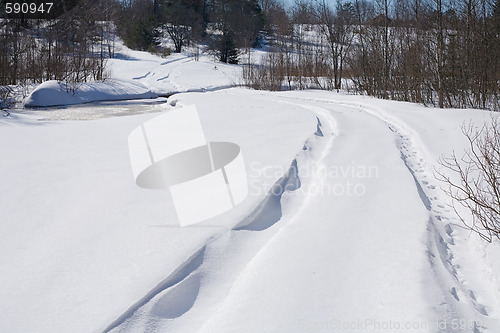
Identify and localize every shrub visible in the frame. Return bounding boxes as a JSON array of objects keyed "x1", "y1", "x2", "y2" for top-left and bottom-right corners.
[{"x1": 437, "y1": 116, "x2": 500, "y2": 242}]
